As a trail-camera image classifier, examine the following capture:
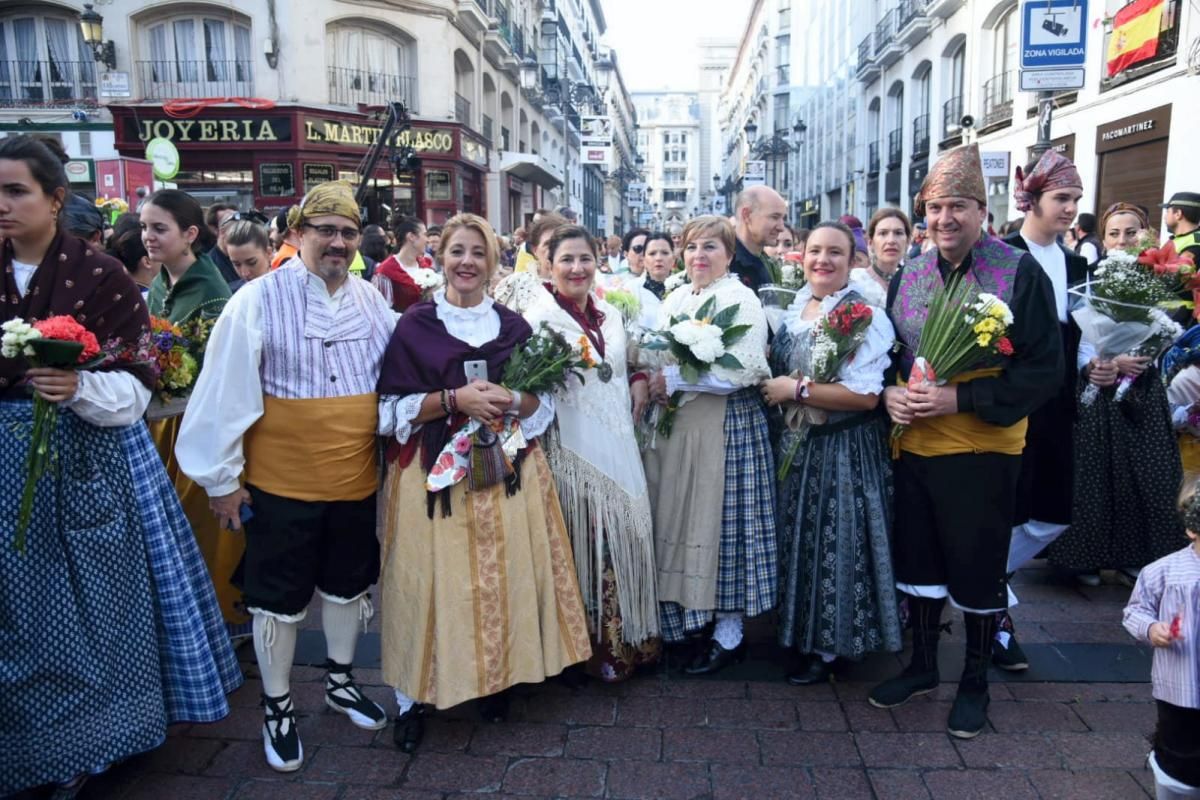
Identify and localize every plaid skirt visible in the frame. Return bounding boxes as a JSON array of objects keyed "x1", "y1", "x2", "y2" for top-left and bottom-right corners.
[
  {"x1": 660, "y1": 388, "x2": 778, "y2": 641},
  {"x1": 0, "y1": 401, "x2": 240, "y2": 794}
]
